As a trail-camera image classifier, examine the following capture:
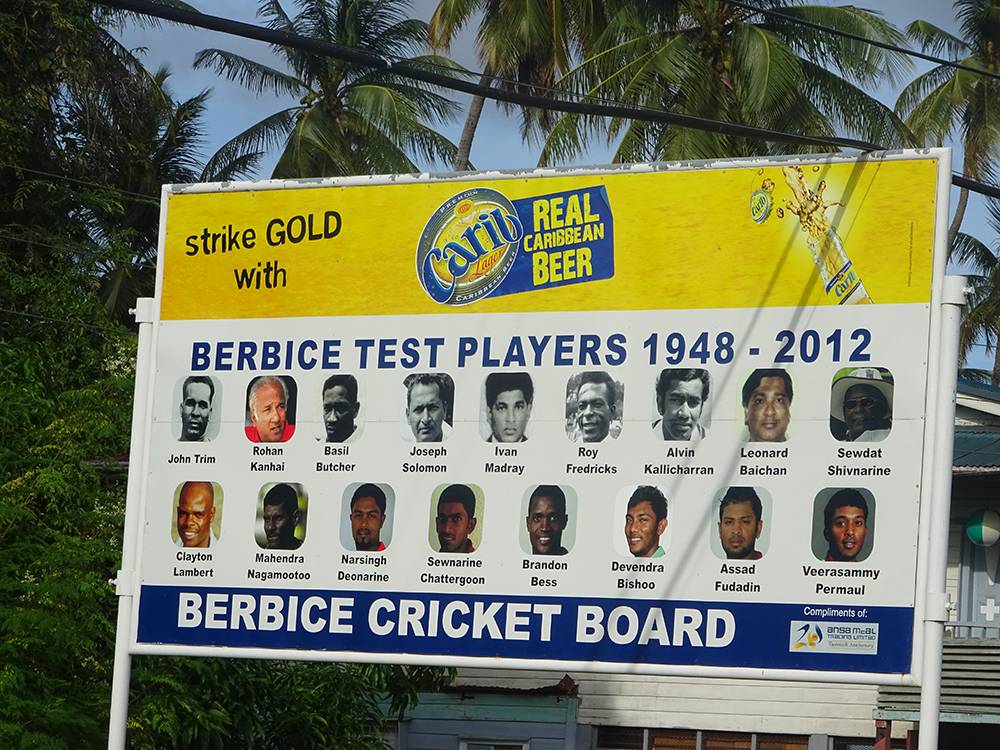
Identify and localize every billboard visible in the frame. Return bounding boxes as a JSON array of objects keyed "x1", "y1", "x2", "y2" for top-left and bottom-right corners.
[{"x1": 130, "y1": 152, "x2": 949, "y2": 681}]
